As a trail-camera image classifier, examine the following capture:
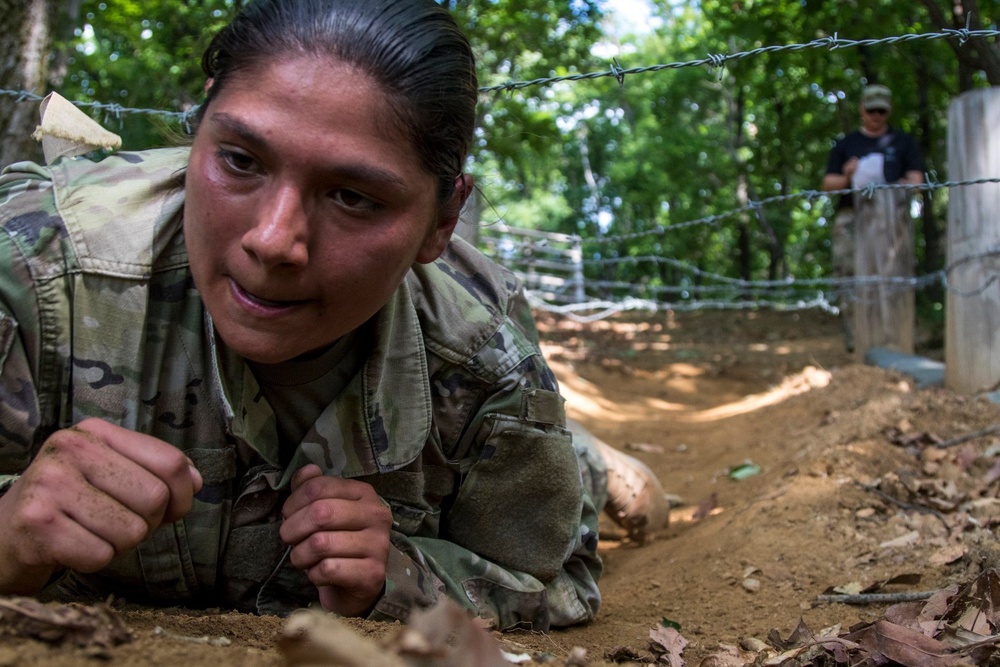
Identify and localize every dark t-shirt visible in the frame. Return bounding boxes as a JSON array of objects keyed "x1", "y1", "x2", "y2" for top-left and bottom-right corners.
[{"x1": 825, "y1": 128, "x2": 924, "y2": 208}]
